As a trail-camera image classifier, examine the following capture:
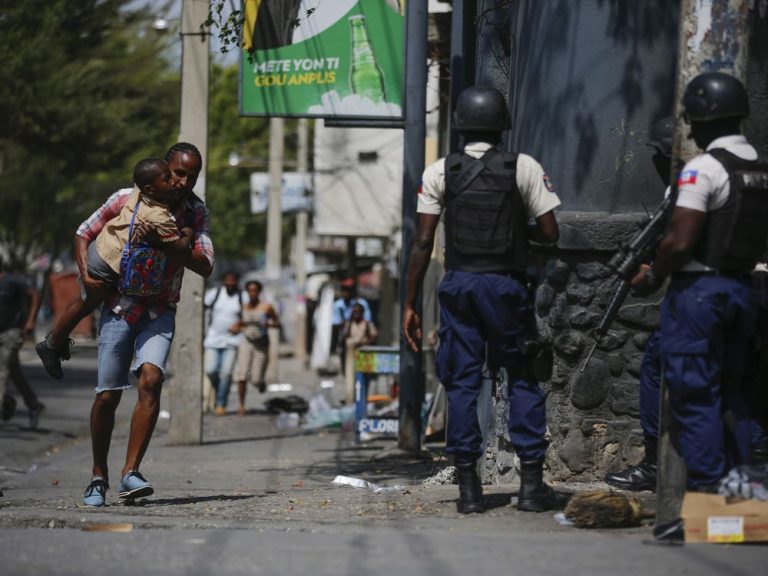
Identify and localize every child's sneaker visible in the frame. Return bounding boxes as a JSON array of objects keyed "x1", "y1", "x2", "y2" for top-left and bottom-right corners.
[
  {"x1": 36, "y1": 339, "x2": 63, "y2": 380},
  {"x1": 118, "y1": 471, "x2": 154, "y2": 499},
  {"x1": 83, "y1": 478, "x2": 109, "y2": 507},
  {"x1": 58, "y1": 337, "x2": 74, "y2": 361}
]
